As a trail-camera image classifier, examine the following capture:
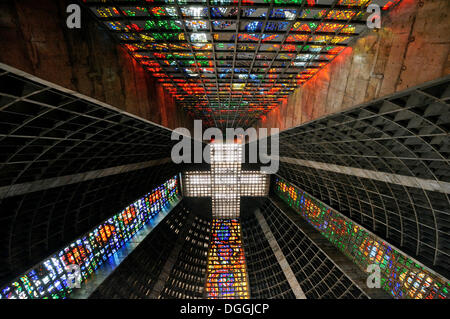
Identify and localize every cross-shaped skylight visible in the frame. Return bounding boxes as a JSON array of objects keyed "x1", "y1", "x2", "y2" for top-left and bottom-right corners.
[{"x1": 183, "y1": 143, "x2": 269, "y2": 218}]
